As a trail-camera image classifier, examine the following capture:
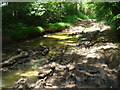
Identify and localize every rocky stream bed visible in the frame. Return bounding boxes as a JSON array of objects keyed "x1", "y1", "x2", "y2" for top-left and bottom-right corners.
[{"x1": 1, "y1": 19, "x2": 120, "y2": 89}]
